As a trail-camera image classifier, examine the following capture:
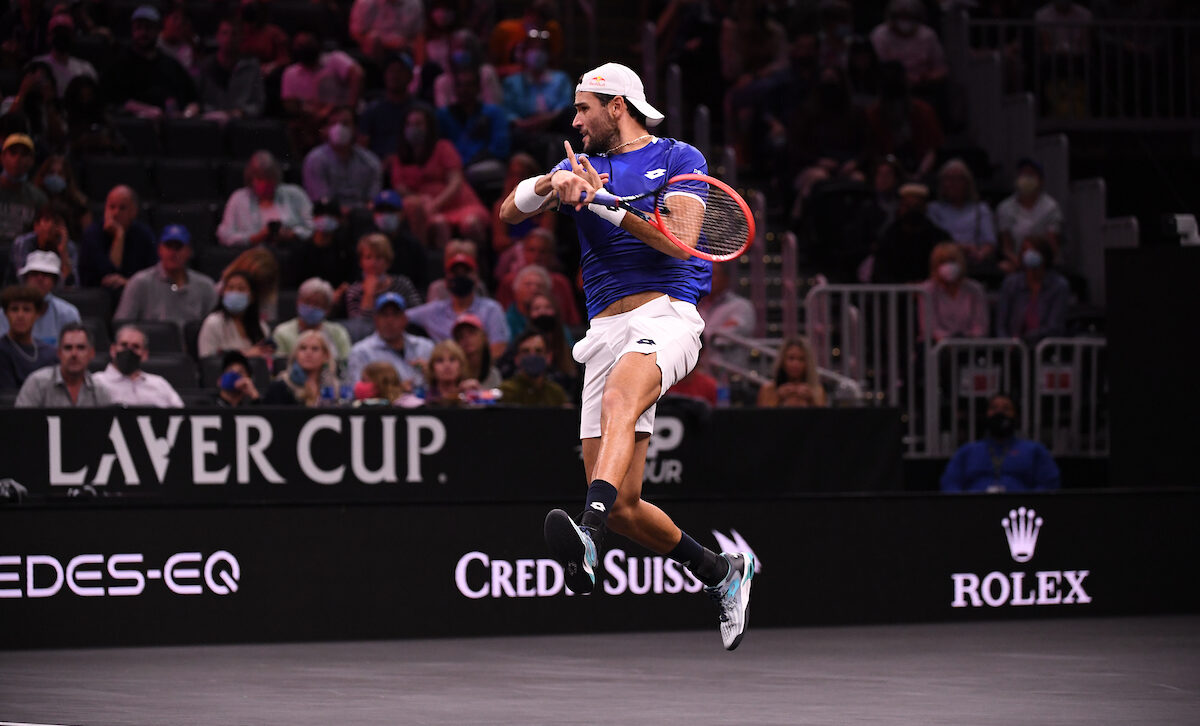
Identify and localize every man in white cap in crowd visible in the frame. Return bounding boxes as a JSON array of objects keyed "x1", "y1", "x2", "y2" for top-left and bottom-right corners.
[{"x1": 0, "y1": 250, "x2": 80, "y2": 346}]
